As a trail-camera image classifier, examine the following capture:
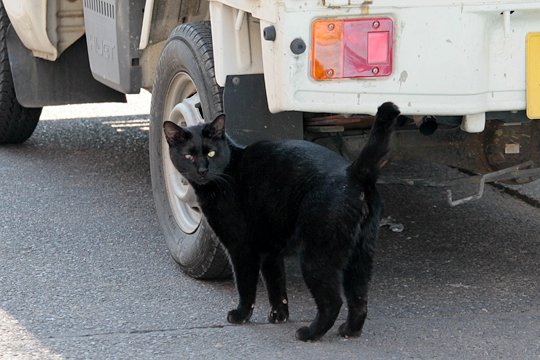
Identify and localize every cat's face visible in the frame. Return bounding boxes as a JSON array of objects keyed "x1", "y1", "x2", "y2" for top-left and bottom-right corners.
[{"x1": 163, "y1": 115, "x2": 231, "y2": 185}]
